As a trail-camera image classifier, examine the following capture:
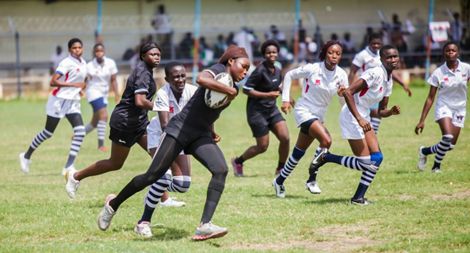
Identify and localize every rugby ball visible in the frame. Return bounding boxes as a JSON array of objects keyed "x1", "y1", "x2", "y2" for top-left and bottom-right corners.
[{"x1": 204, "y1": 72, "x2": 234, "y2": 109}]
